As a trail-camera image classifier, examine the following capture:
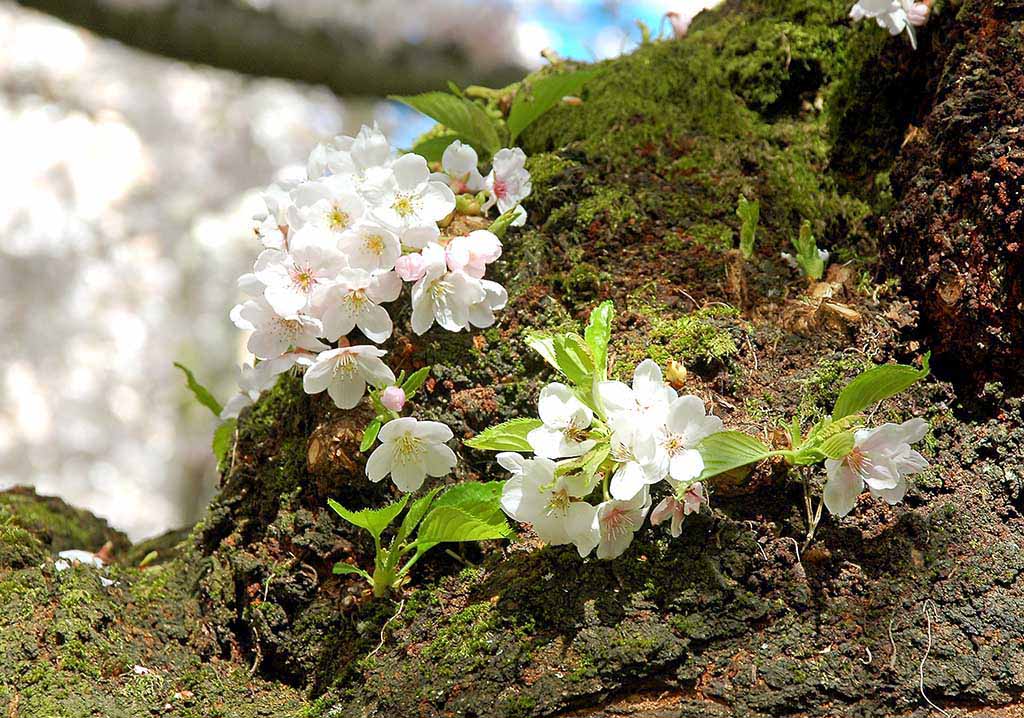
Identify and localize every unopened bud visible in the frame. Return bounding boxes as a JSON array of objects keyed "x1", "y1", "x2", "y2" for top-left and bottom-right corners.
[
  {"x1": 666, "y1": 359, "x2": 688, "y2": 389},
  {"x1": 381, "y1": 386, "x2": 406, "y2": 412},
  {"x1": 455, "y1": 194, "x2": 482, "y2": 216}
]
